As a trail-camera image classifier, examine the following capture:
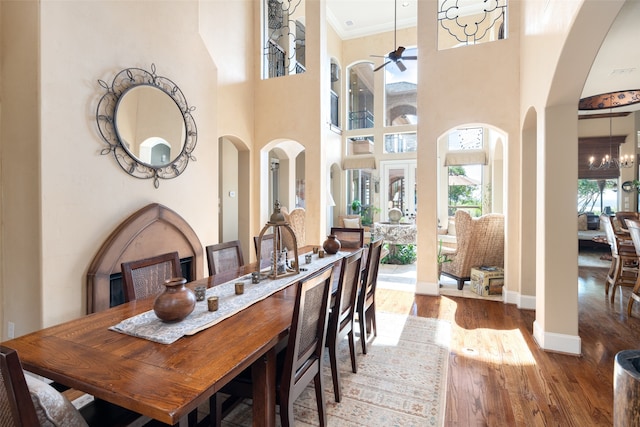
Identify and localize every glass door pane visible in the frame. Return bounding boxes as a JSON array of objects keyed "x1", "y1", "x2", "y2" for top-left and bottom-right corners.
[{"x1": 380, "y1": 160, "x2": 416, "y2": 221}]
